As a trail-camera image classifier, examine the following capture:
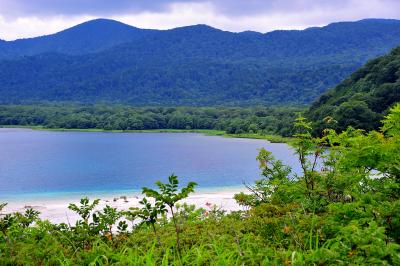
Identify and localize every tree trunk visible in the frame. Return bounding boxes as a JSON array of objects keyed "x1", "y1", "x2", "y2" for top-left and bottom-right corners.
[{"x1": 169, "y1": 206, "x2": 181, "y2": 252}]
